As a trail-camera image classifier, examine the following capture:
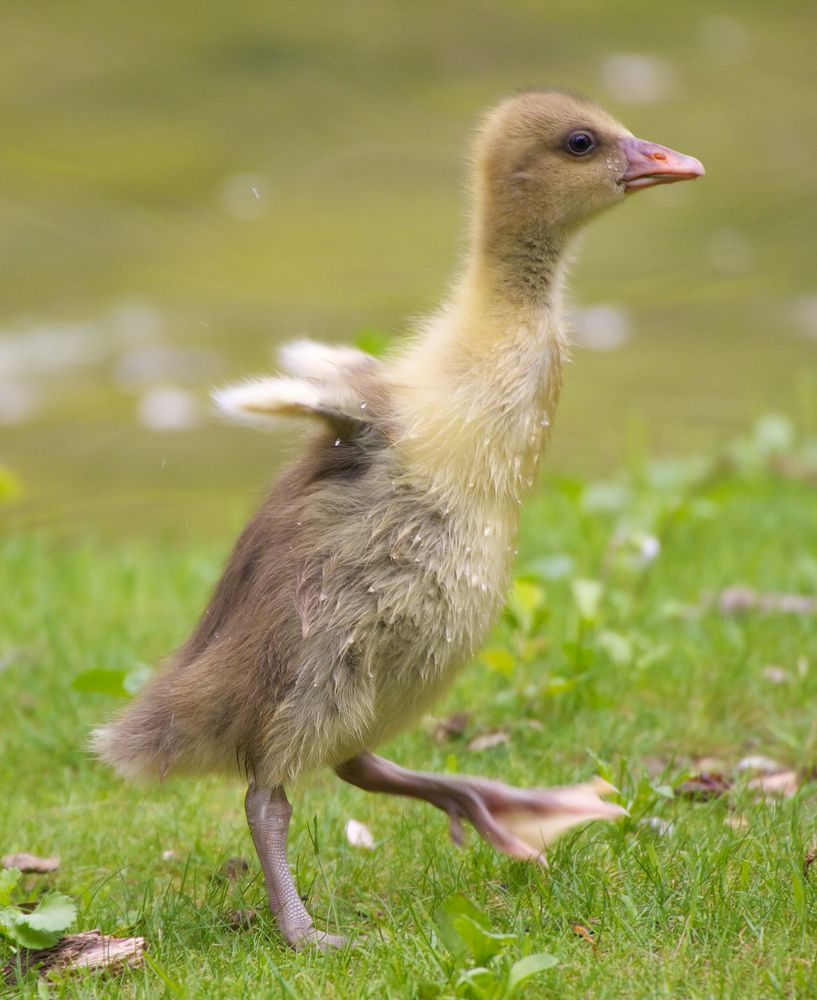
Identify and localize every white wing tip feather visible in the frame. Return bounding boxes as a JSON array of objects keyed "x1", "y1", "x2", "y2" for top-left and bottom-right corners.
[
  {"x1": 213, "y1": 377, "x2": 323, "y2": 423},
  {"x1": 278, "y1": 339, "x2": 370, "y2": 379}
]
